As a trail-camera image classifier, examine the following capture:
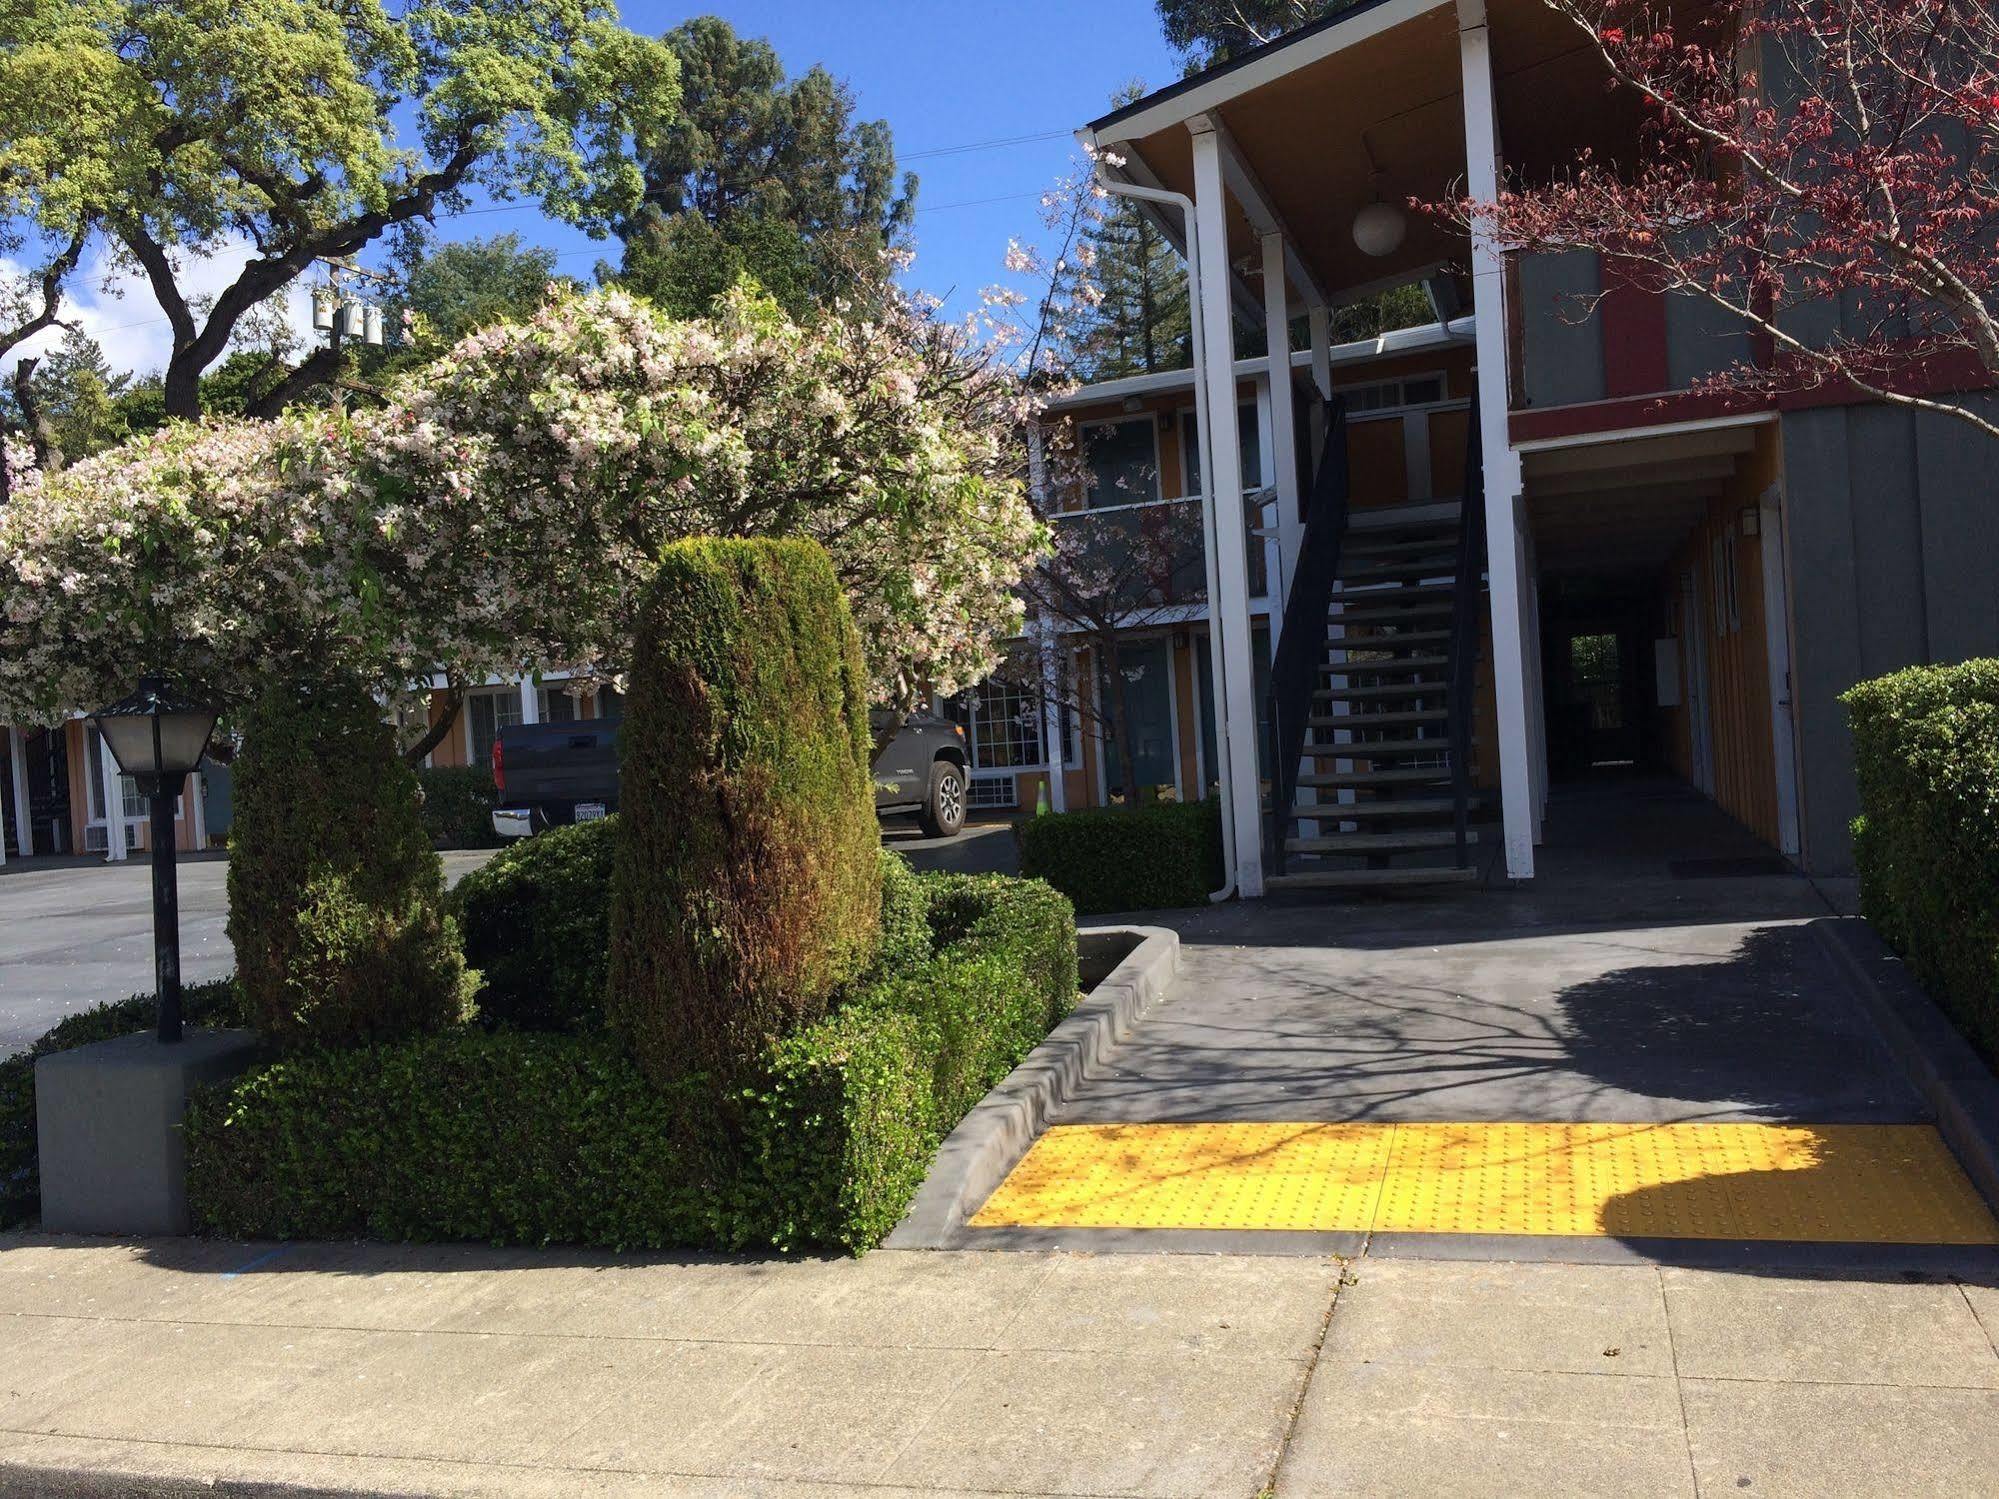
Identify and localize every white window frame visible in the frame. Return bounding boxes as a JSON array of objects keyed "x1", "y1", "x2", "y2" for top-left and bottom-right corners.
[
  {"x1": 1333, "y1": 368, "x2": 1452, "y2": 418},
  {"x1": 464, "y1": 687, "x2": 523, "y2": 771}
]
